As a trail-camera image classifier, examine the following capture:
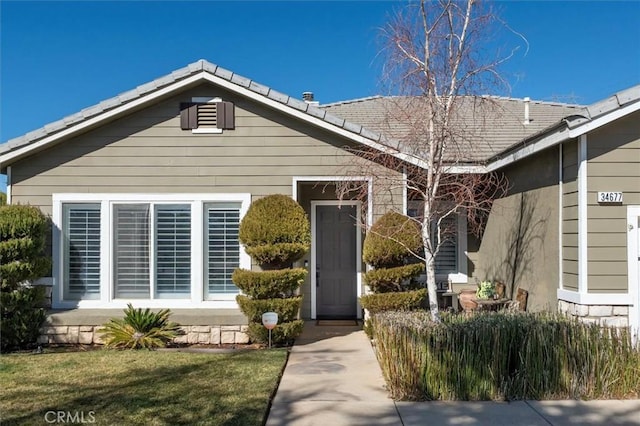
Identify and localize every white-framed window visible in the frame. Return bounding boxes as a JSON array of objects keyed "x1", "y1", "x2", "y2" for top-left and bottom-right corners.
[
  {"x1": 204, "y1": 203, "x2": 241, "y2": 299},
  {"x1": 407, "y1": 202, "x2": 468, "y2": 284},
  {"x1": 52, "y1": 194, "x2": 251, "y2": 308},
  {"x1": 62, "y1": 203, "x2": 101, "y2": 300}
]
